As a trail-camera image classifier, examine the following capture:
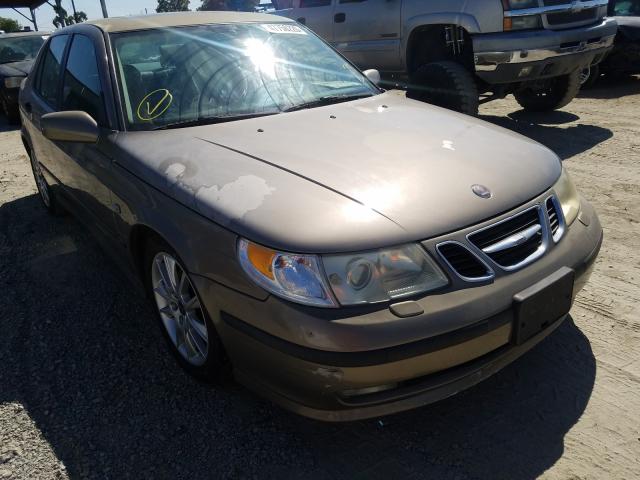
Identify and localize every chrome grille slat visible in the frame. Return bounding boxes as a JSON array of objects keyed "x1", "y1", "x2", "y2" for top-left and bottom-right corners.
[{"x1": 467, "y1": 206, "x2": 546, "y2": 271}]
